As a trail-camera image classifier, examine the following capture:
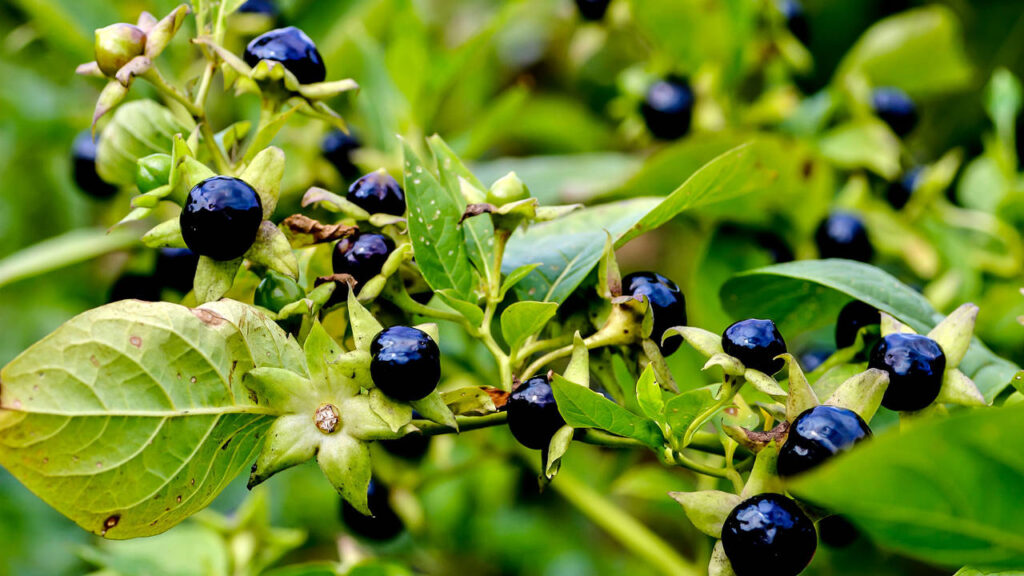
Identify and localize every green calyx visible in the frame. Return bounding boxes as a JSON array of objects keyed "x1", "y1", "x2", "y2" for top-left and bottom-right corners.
[{"x1": 486, "y1": 171, "x2": 530, "y2": 206}]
